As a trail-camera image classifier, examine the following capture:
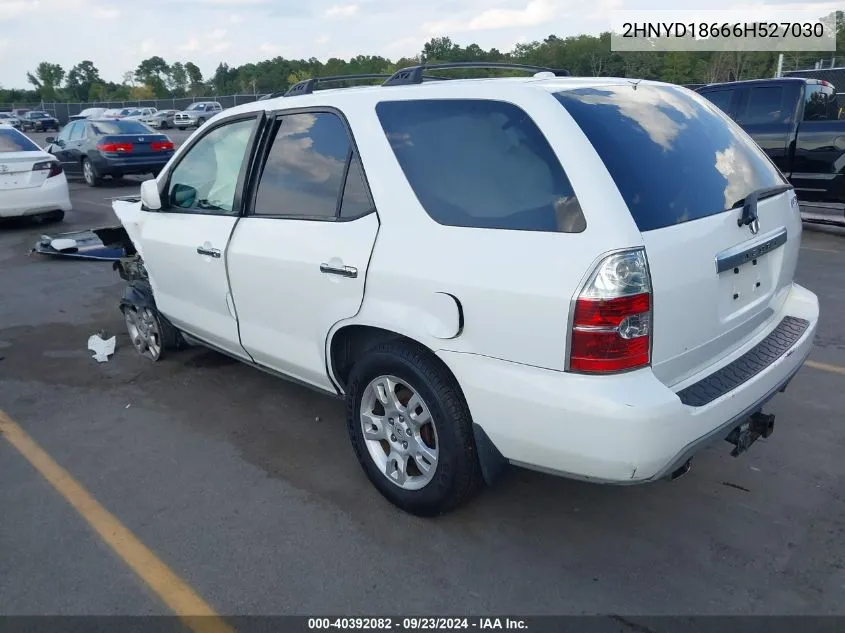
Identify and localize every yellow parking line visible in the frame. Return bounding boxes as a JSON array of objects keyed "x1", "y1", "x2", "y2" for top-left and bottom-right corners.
[
  {"x1": 805, "y1": 360, "x2": 845, "y2": 376},
  {"x1": 0, "y1": 410, "x2": 235, "y2": 633}
]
